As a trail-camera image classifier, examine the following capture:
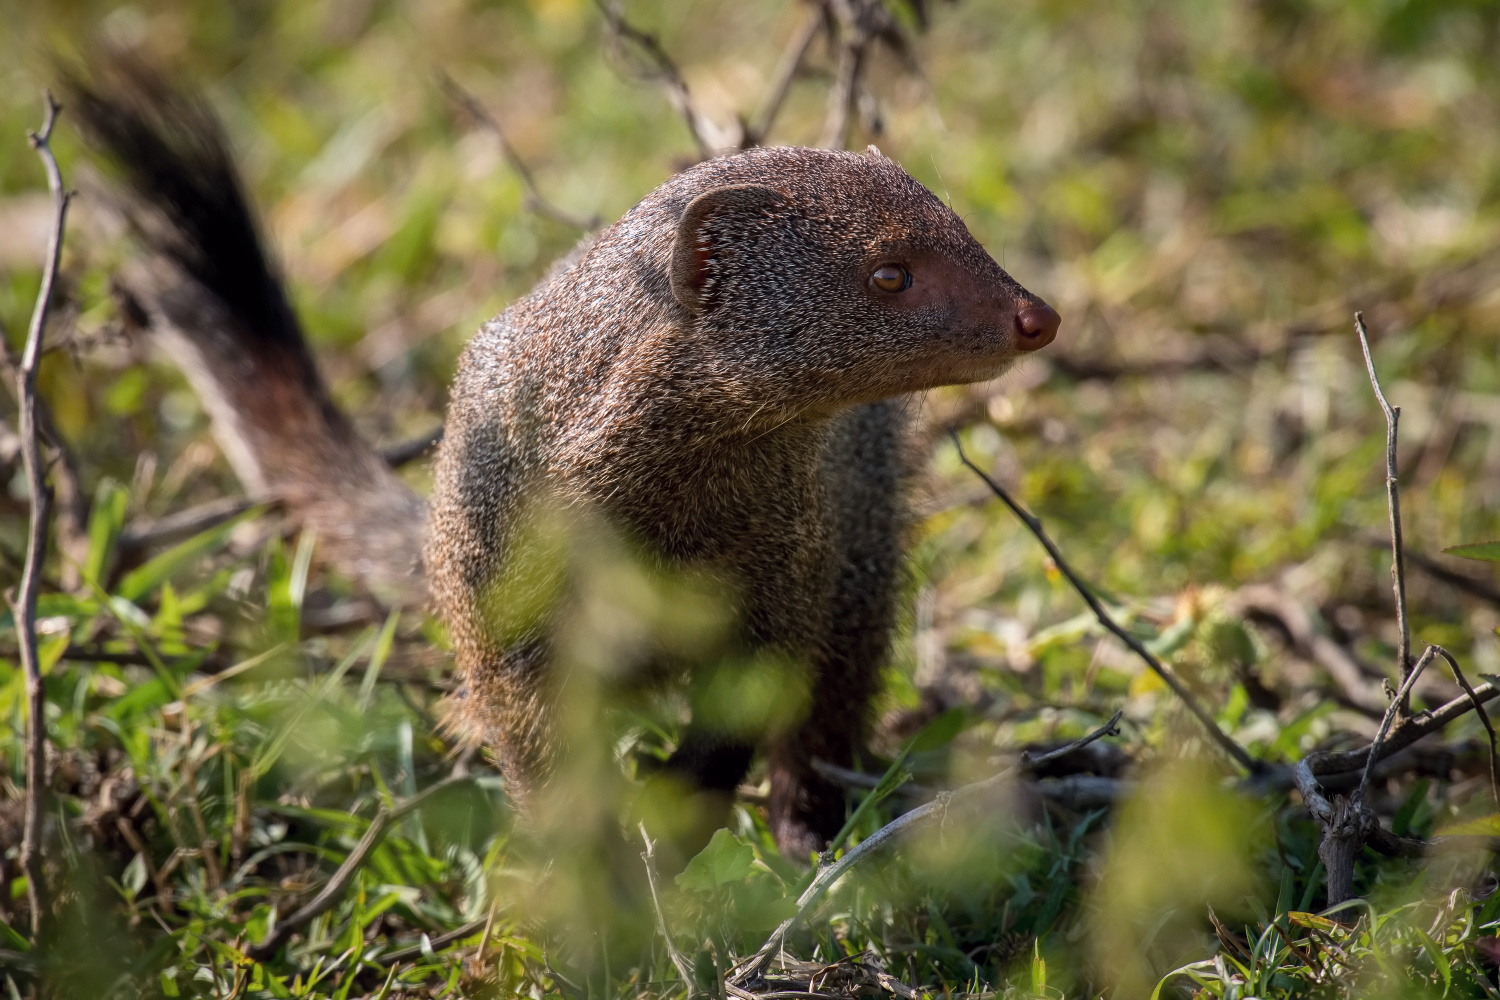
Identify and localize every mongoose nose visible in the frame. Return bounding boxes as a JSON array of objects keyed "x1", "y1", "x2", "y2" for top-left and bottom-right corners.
[{"x1": 1015, "y1": 303, "x2": 1060, "y2": 351}]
